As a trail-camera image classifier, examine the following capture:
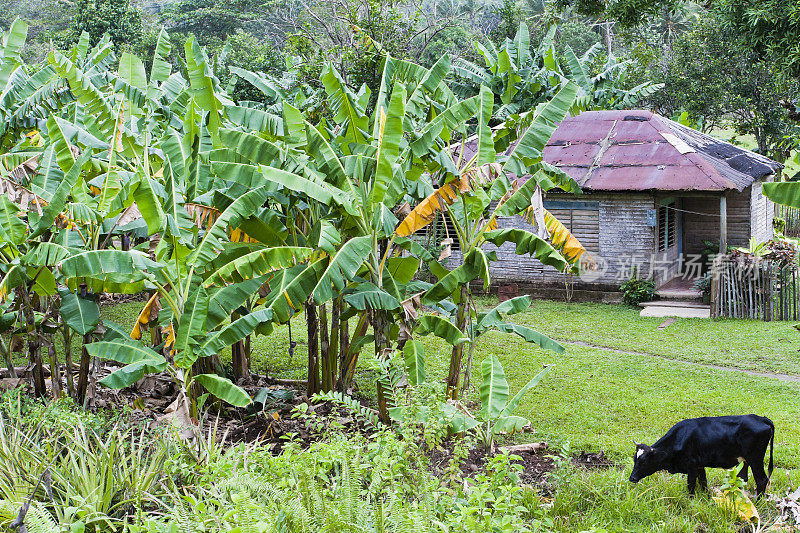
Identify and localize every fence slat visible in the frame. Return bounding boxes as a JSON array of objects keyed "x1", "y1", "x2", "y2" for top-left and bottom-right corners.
[{"x1": 711, "y1": 257, "x2": 798, "y2": 321}]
